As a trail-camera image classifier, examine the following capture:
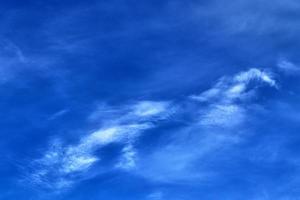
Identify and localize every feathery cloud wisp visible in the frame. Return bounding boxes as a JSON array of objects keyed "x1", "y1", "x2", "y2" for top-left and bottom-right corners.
[
  {"x1": 136, "y1": 68, "x2": 278, "y2": 183},
  {"x1": 27, "y1": 69, "x2": 278, "y2": 188},
  {"x1": 277, "y1": 58, "x2": 300, "y2": 74},
  {"x1": 191, "y1": 68, "x2": 276, "y2": 103},
  {"x1": 28, "y1": 101, "x2": 171, "y2": 189},
  {"x1": 191, "y1": 68, "x2": 276, "y2": 127}
]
